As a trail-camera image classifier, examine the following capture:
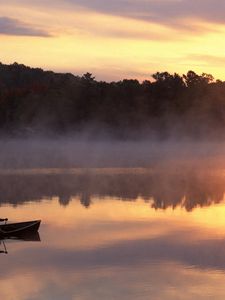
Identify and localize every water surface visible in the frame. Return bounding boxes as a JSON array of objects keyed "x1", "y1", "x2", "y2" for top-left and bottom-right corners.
[{"x1": 0, "y1": 168, "x2": 225, "y2": 299}]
